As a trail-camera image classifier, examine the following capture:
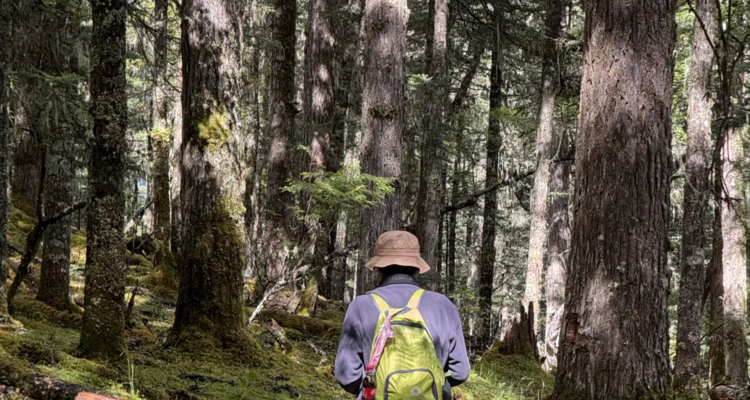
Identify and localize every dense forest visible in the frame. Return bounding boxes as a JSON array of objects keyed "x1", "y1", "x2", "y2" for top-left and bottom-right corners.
[{"x1": 0, "y1": 0, "x2": 748, "y2": 397}]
